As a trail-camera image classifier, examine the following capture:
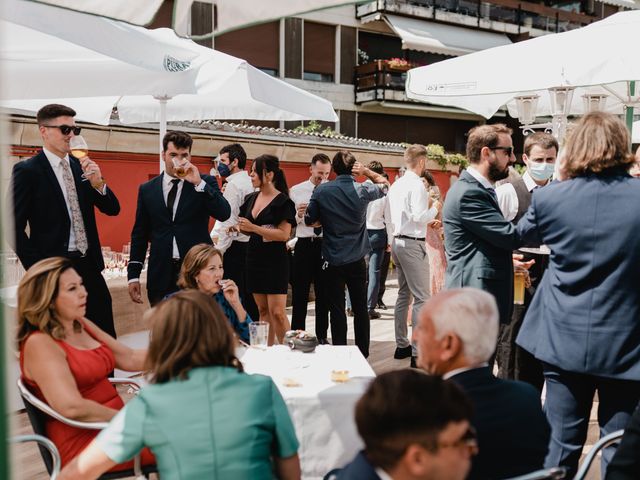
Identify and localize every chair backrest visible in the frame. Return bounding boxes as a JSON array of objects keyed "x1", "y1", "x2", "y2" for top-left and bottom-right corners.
[
  {"x1": 17, "y1": 379, "x2": 55, "y2": 475},
  {"x1": 323, "y1": 468, "x2": 342, "y2": 480},
  {"x1": 10, "y1": 434, "x2": 61, "y2": 480},
  {"x1": 505, "y1": 466, "x2": 567, "y2": 479},
  {"x1": 574, "y1": 429, "x2": 625, "y2": 480}
]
